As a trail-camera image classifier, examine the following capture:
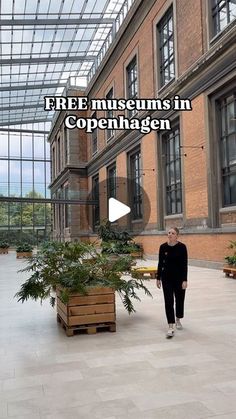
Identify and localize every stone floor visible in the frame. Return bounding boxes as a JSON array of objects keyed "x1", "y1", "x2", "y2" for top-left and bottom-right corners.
[{"x1": 0, "y1": 252, "x2": 236, "y2": 419}]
